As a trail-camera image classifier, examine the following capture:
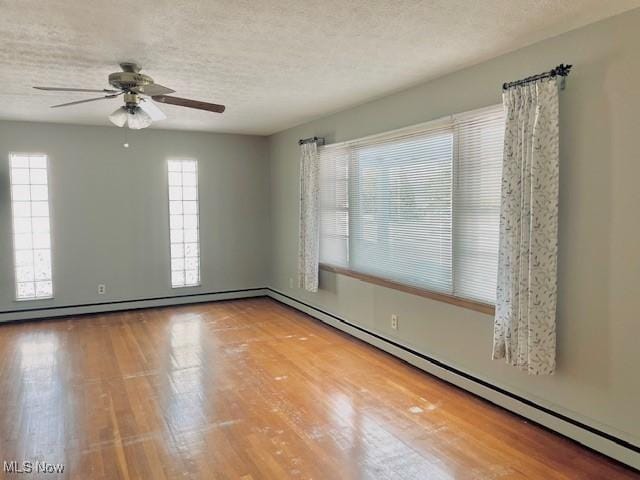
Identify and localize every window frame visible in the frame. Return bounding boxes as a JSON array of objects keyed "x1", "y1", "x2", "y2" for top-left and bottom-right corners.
[
  {"x1": 9, "y1": 152, "x2": 55, "y2": 302},
  {"x1": 166, "y1": 159, "x2": 202, "y2": 289},
  {"x1": 317, "y1": 105, "x2": 503, "y2": 314}
]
